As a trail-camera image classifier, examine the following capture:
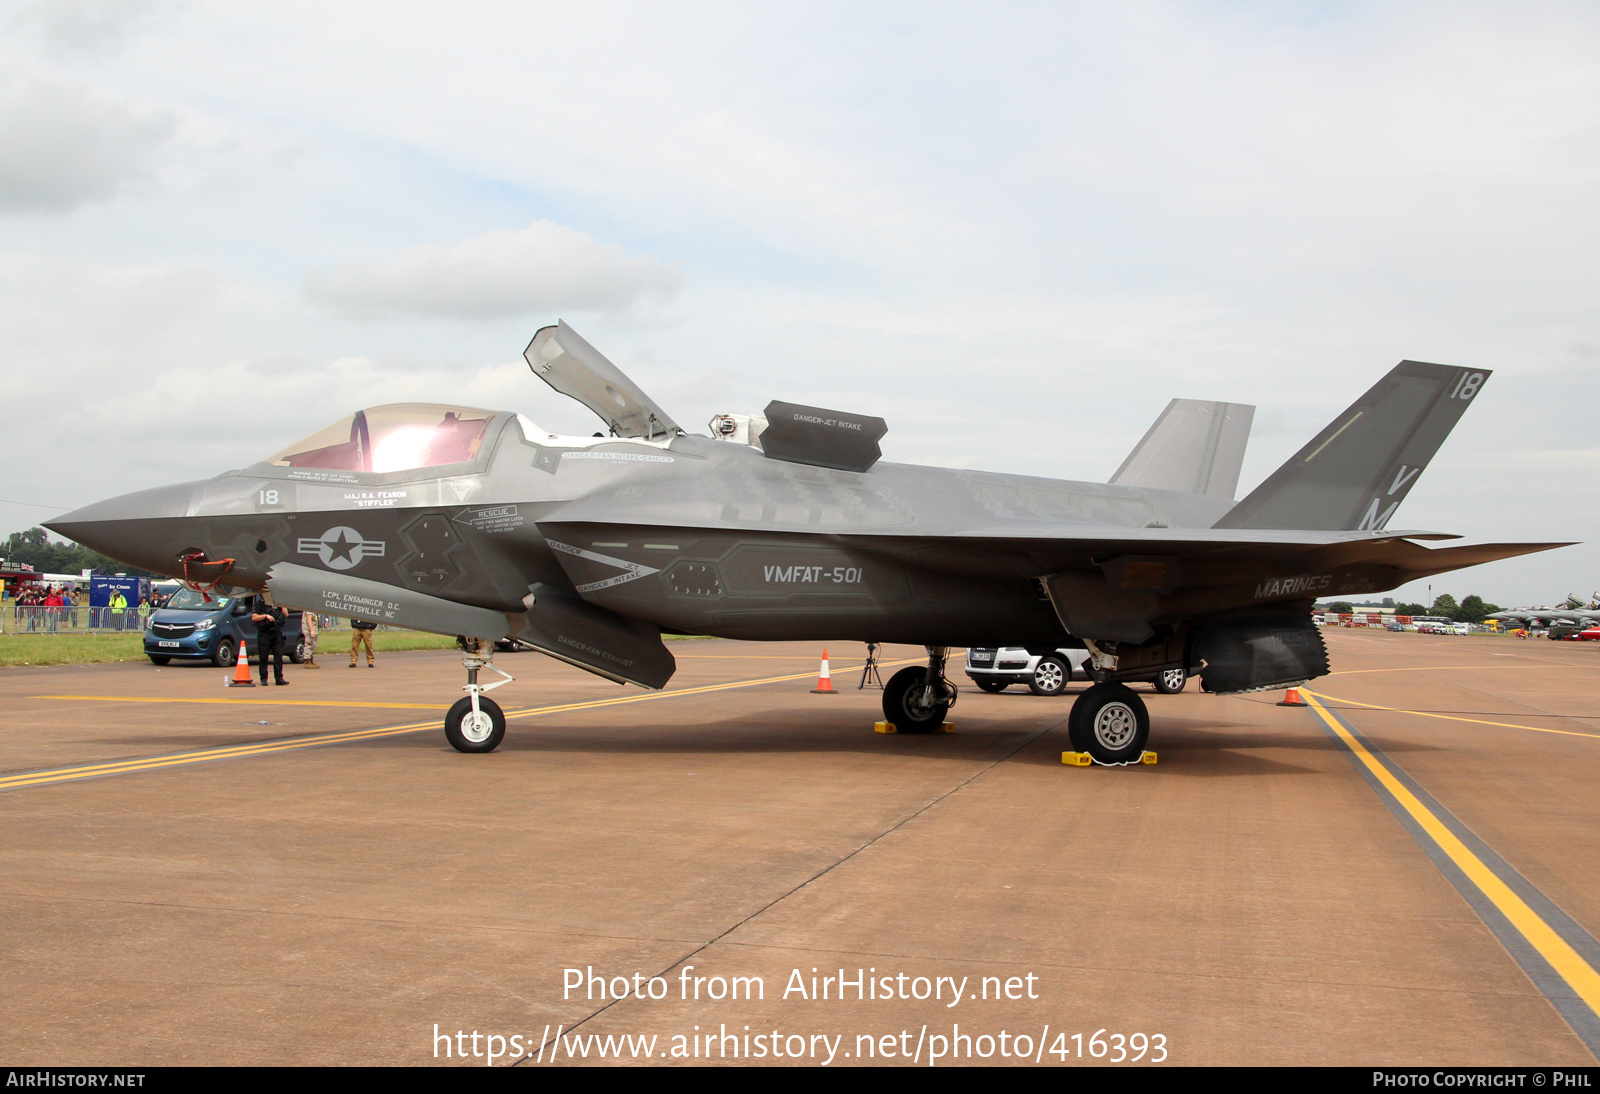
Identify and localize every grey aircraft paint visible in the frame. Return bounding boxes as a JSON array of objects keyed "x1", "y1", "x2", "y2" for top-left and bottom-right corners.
[{"x1": 48, "y1": 325, "x2": 1569, "y2": 705}]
